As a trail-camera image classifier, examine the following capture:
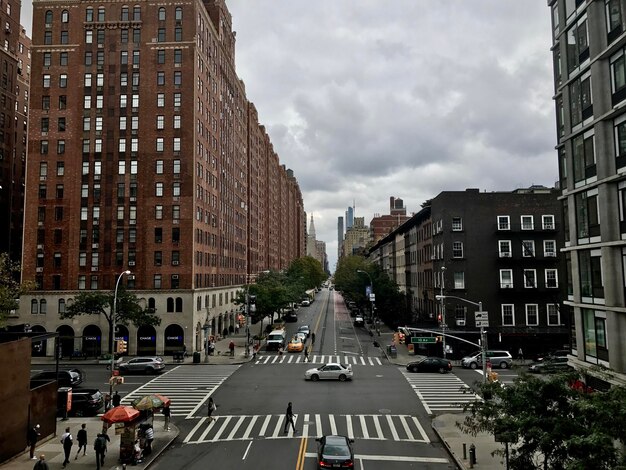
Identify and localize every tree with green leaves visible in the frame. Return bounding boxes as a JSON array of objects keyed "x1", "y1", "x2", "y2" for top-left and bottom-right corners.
[
  {"x1": 60, "y1": 288, "x2": 160, "y2": 354},
  {"x1": 0, "y1": 253, "x2": 35, "y2": 327},
  {"x1": 286, "y1": 256, "x2": 326, "y2": 290},
  {"x1": 459, "y1": 372, "x2": 626, "y2": 469}
]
